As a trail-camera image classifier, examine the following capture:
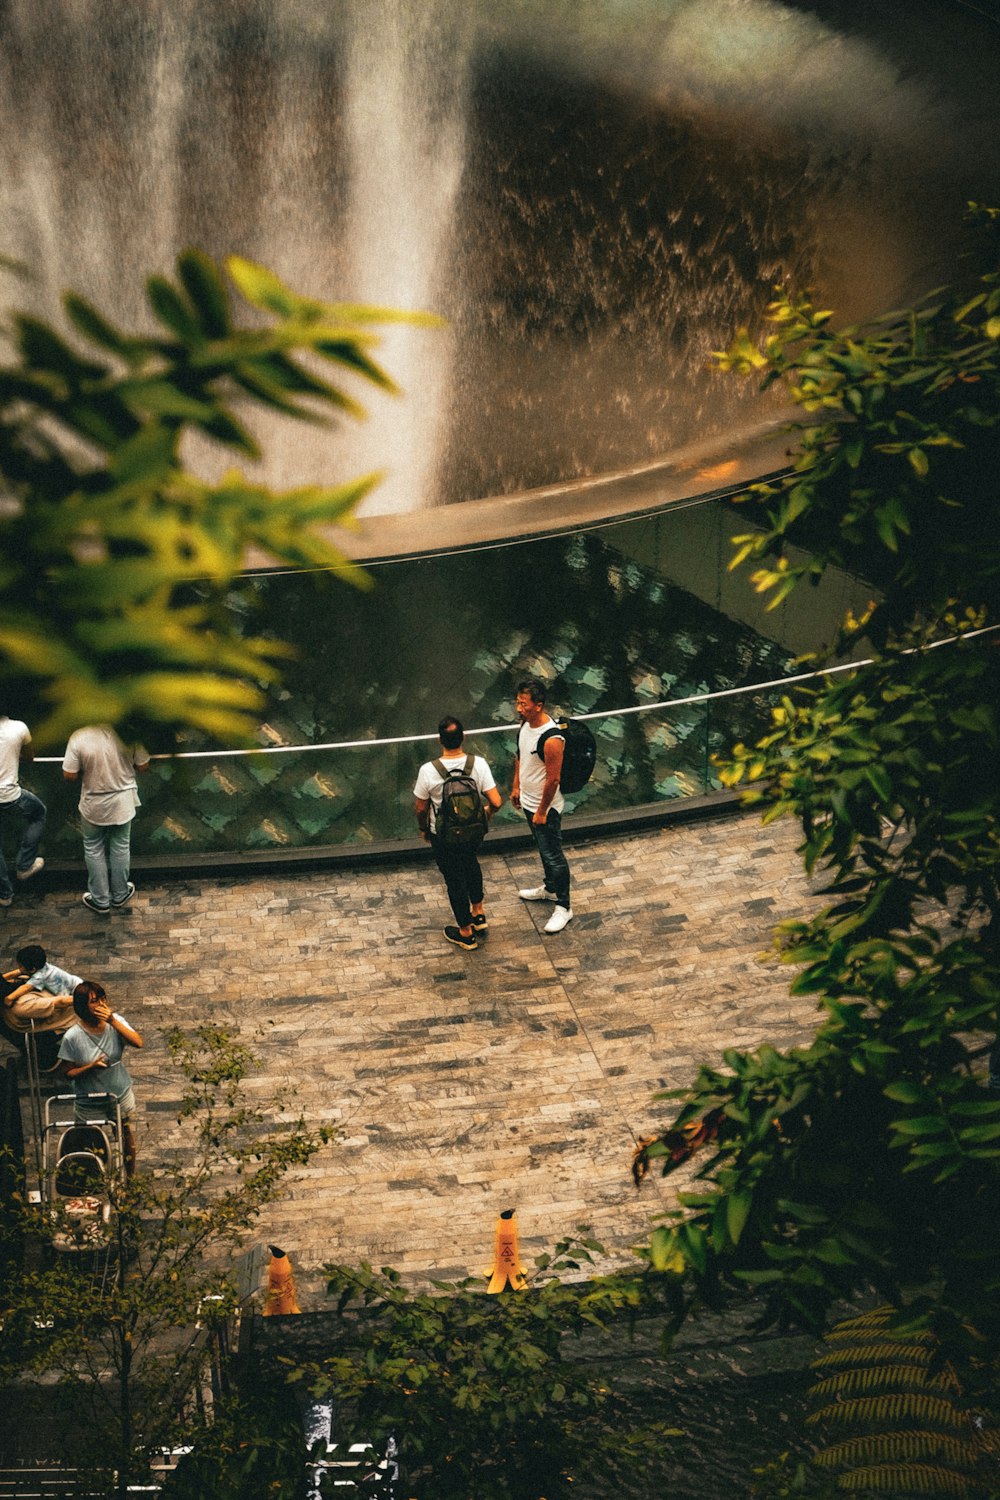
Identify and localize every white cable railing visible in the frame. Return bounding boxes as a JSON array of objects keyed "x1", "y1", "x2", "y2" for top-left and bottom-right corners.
[{"x1": 31, "y1": 623, "x2": 999, "y2": 763}]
